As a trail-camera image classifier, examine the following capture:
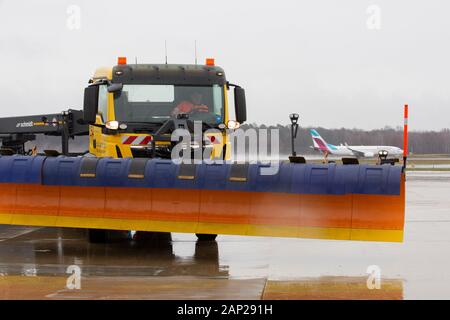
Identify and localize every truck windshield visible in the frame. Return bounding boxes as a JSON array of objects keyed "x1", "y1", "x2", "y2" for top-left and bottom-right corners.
[{"x1": 113, "y1": 84, "x2": 224, "y2": 125}]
